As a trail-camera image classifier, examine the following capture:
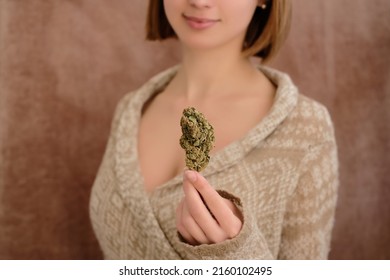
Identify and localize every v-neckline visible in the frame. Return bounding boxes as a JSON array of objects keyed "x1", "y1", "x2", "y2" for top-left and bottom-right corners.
[{"x1": 114, "y1": 65, "x2": 298, "y2": 202}]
